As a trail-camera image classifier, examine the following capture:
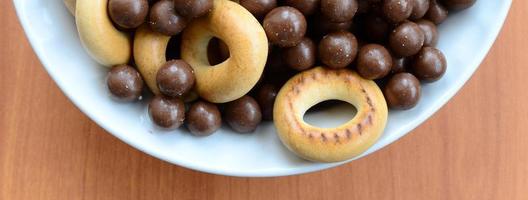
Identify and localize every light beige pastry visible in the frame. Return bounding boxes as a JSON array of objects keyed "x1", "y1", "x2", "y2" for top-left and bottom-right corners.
[
  {"x1": 273, "y1": 67, "x2": 388, "y2": 162},
  {"x1": 133, "y1": 25, "x2": 171, "y2": 95},
  {"x1": 74, "y1": 0, "x2": 131, "y2": 67},
  {"x1": 63, "y1": 0, "x2": 75, "y2": 15},
  {"x1": 181, "y1": 0, "x2": 268, "y2": 103}
]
